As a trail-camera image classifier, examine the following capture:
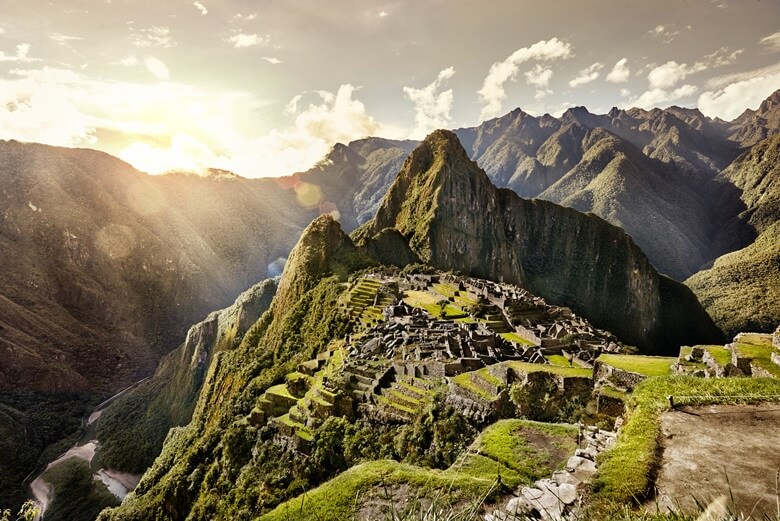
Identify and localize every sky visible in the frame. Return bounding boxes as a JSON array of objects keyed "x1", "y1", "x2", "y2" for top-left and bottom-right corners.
[{"x1": 1, "y1": 0, "x2": 779, "y2": 177}]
